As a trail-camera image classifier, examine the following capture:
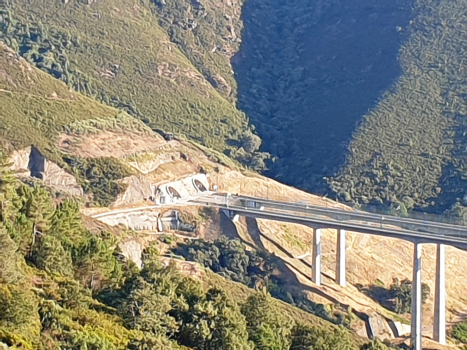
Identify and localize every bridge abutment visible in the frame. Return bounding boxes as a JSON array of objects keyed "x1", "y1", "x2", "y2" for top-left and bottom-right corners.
[
  {"x1": 434, "y1": 244, "x2": 446, "y2": 345},
  {"x1": 337, "y1": 229, "x2": 346, "y2": 287},
  {"x1": 313, "y1": 228, "x2": 322, "y2": 285},
  {"x1": 411, "y1": 242, "x2": 423, "y2": 350}
]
